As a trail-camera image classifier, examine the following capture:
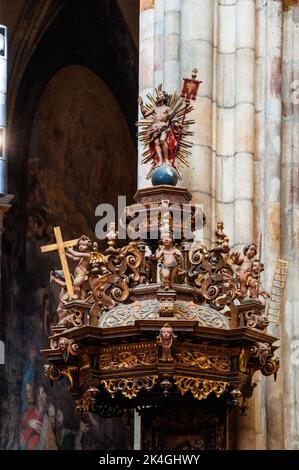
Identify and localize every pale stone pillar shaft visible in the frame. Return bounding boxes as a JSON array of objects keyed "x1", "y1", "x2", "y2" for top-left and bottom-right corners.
[
  {"x1": 262, "y1": 0, "x2": 283, "y2": 286},
  {"x1": 254, "y1": 0, "x2": 267, "y2": 242},
  {"x1": 280, "y1": 3, "x2": 299, "y2": 450},
  {"x1": 262, "y1": 0, "x2": 284, "y2": 450},
  {"x1": 232, "y1": 371, "x2": 268, "y2": 449},
  {"x1": 233, "y1": 0, "x2": 255, "y2": 250},
  {"x1": 163, "y1": 0, "x2": 181, "y2": 92},
  {"x1": 252, "y1": 0, "x2": 268, "y2": 450},
  {"x1": 215, "y1": 0, "x2": 236, "y2": 244},
  {"x1": 138, "y1": 0, "x2": 155, "y2": 188},
  {"x1": 180, "y1": 0, "x2": 215, "y2": 244},
  {"x1": 154, "y1": 0, "x2": 165, "y2": 87},
  {"x1": 216, "y1": 7, "x2": 264, "y2": 443}
]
